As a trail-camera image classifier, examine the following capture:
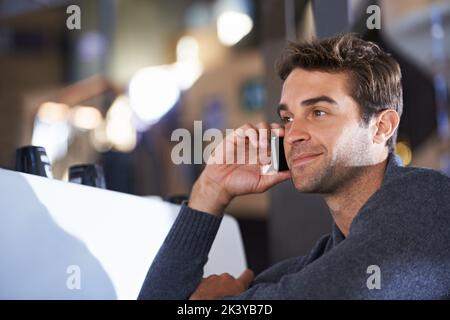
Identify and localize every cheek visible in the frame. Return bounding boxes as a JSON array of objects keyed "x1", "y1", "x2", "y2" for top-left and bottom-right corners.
[
  {"x1": 314, "y1": 124, "x2": 344, "y2": 153},
  {"x1": 332, "y1": 125, "x2": 372, "y2": 162},
  {"x1": 283, "y1": 140, "x2": 290, "y2": 155}
]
